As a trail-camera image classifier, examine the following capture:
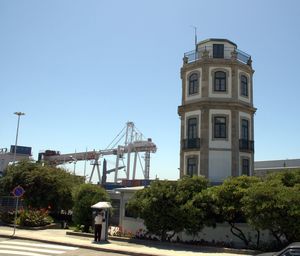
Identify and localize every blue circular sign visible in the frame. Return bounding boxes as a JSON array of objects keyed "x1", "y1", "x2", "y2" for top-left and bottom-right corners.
[{"x1": 13, "y1": 186, "x2": 25, "y2": 197}]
